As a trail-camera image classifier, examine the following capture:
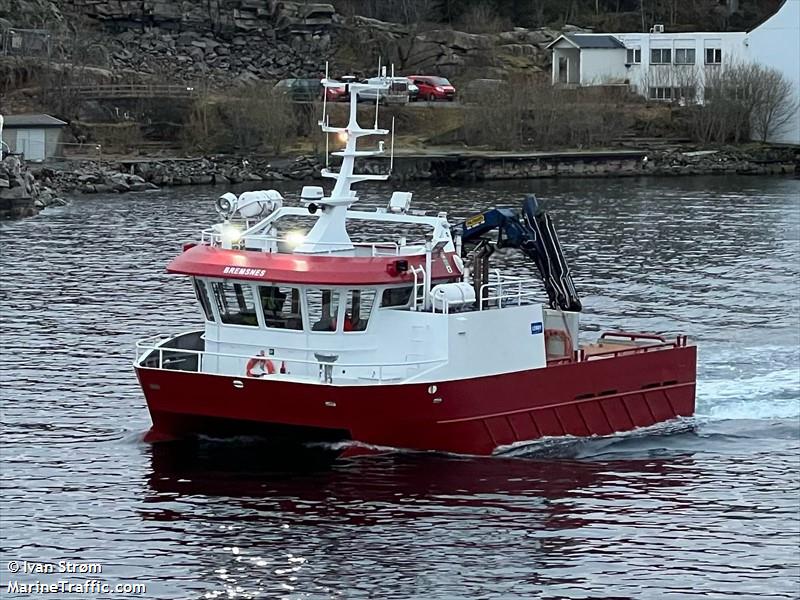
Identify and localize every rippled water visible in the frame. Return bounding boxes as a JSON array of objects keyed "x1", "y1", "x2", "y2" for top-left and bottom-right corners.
[{"x1": 1, "y1": 176, "x2": 798, "y2": 599}]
